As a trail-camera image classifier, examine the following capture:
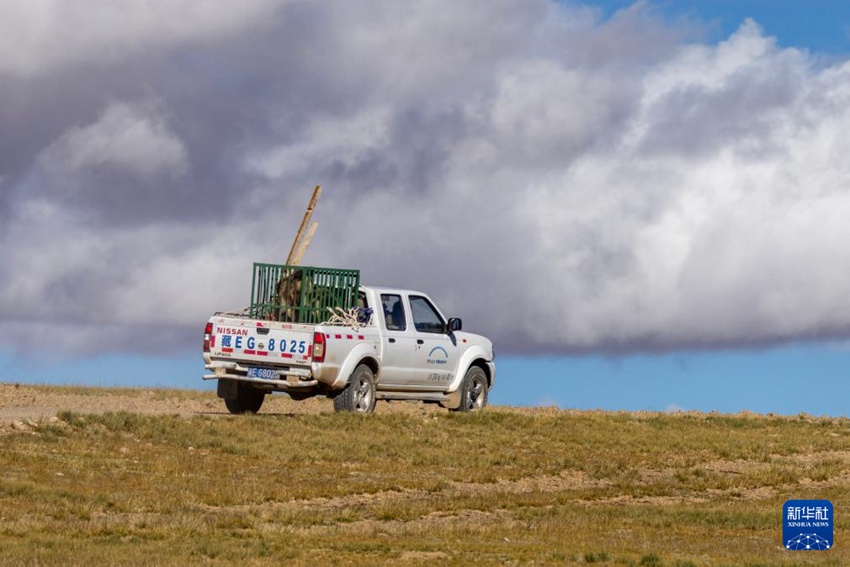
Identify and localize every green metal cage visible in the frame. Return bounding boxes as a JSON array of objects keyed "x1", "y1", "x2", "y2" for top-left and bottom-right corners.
[{"x1": 249, "y1": 263, "x2": 360, "y2": 323}]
